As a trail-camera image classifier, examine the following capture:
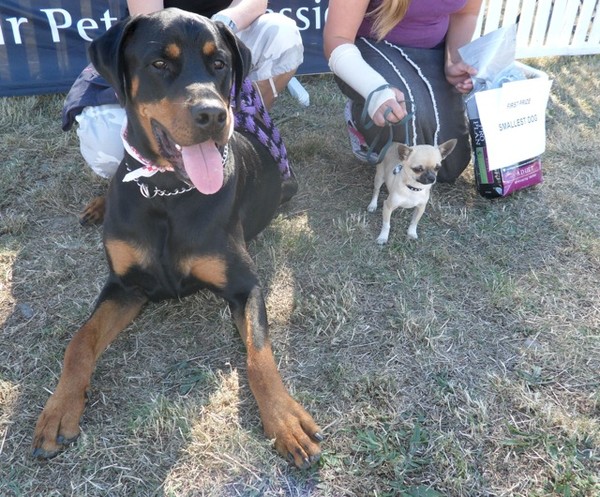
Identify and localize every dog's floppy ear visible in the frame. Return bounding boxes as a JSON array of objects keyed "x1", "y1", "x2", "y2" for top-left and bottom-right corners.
[
  {"x1": 88, "y1": 17, "x2": 137, "y2": 106},
  {"x1": 438, "y1": 139, "x2": 457, "y2": 160},
  {"x1": 215, "y1": 23, "x2": 252, "y2": 102},
  {"x1": 396, "y1": 143, "x2": 413, "y2": 162}
]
